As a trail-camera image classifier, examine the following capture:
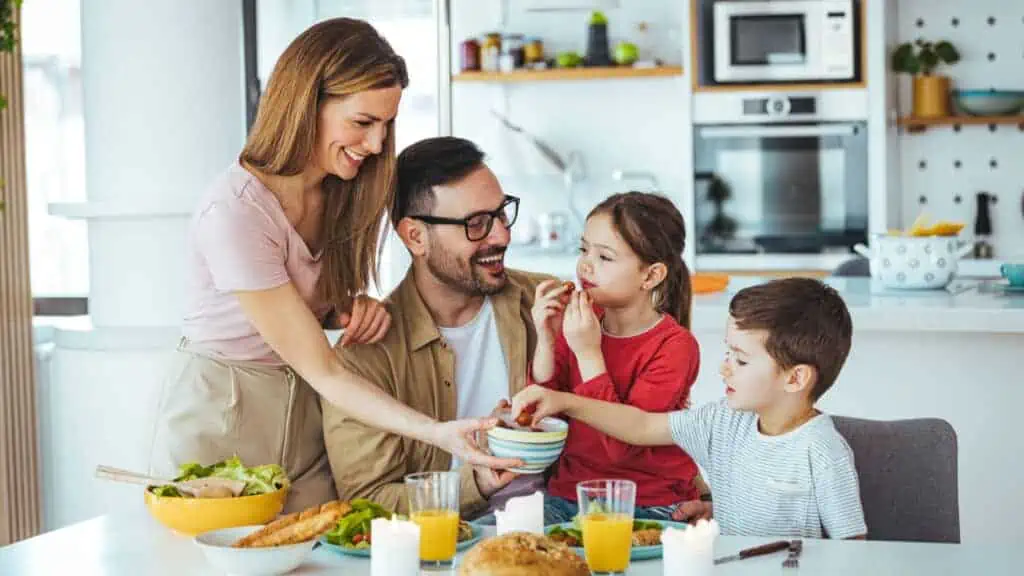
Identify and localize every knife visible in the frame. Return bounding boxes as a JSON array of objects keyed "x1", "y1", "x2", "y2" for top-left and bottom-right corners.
[{"x1": 713, "y1": 540, "x2": 792, "y2": 565}]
